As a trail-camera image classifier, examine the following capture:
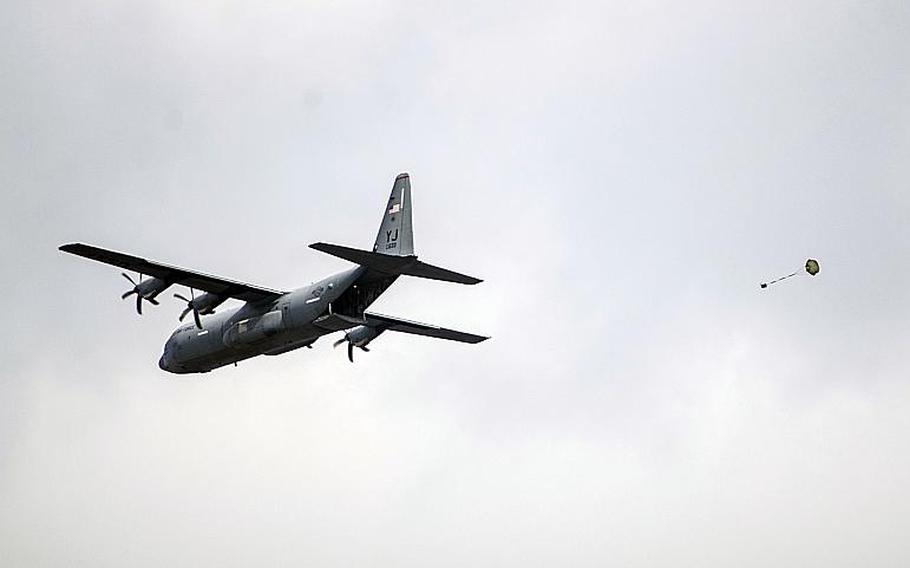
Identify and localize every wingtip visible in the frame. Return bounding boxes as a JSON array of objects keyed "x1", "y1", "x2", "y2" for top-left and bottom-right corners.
[
  {"x1": 459, "y1": 275, "x2": 483, "y2": 285},
  {"x1": 396, "y1": 172, "x2": 409, "y2": 180},
  {"x1": 59, "y1": 243, "x2": 81, "y2": 252}
]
